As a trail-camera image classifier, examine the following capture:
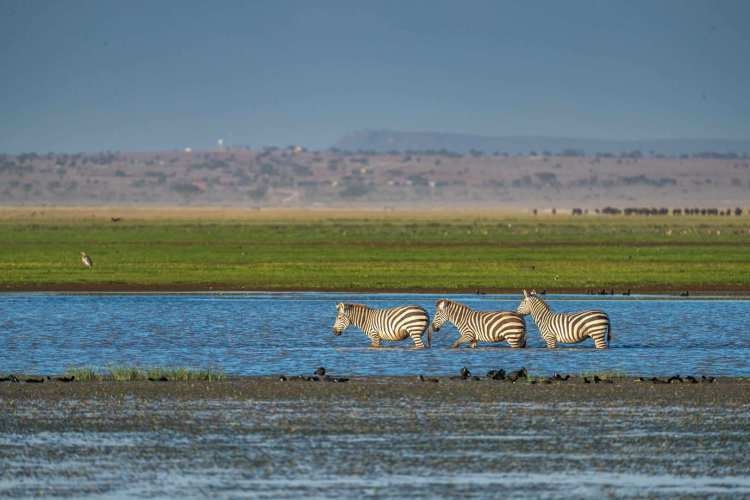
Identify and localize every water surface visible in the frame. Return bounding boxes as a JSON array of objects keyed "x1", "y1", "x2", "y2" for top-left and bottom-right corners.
[{"x1": 1, "y1": 293, "x2": 748, "y2": 376}]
